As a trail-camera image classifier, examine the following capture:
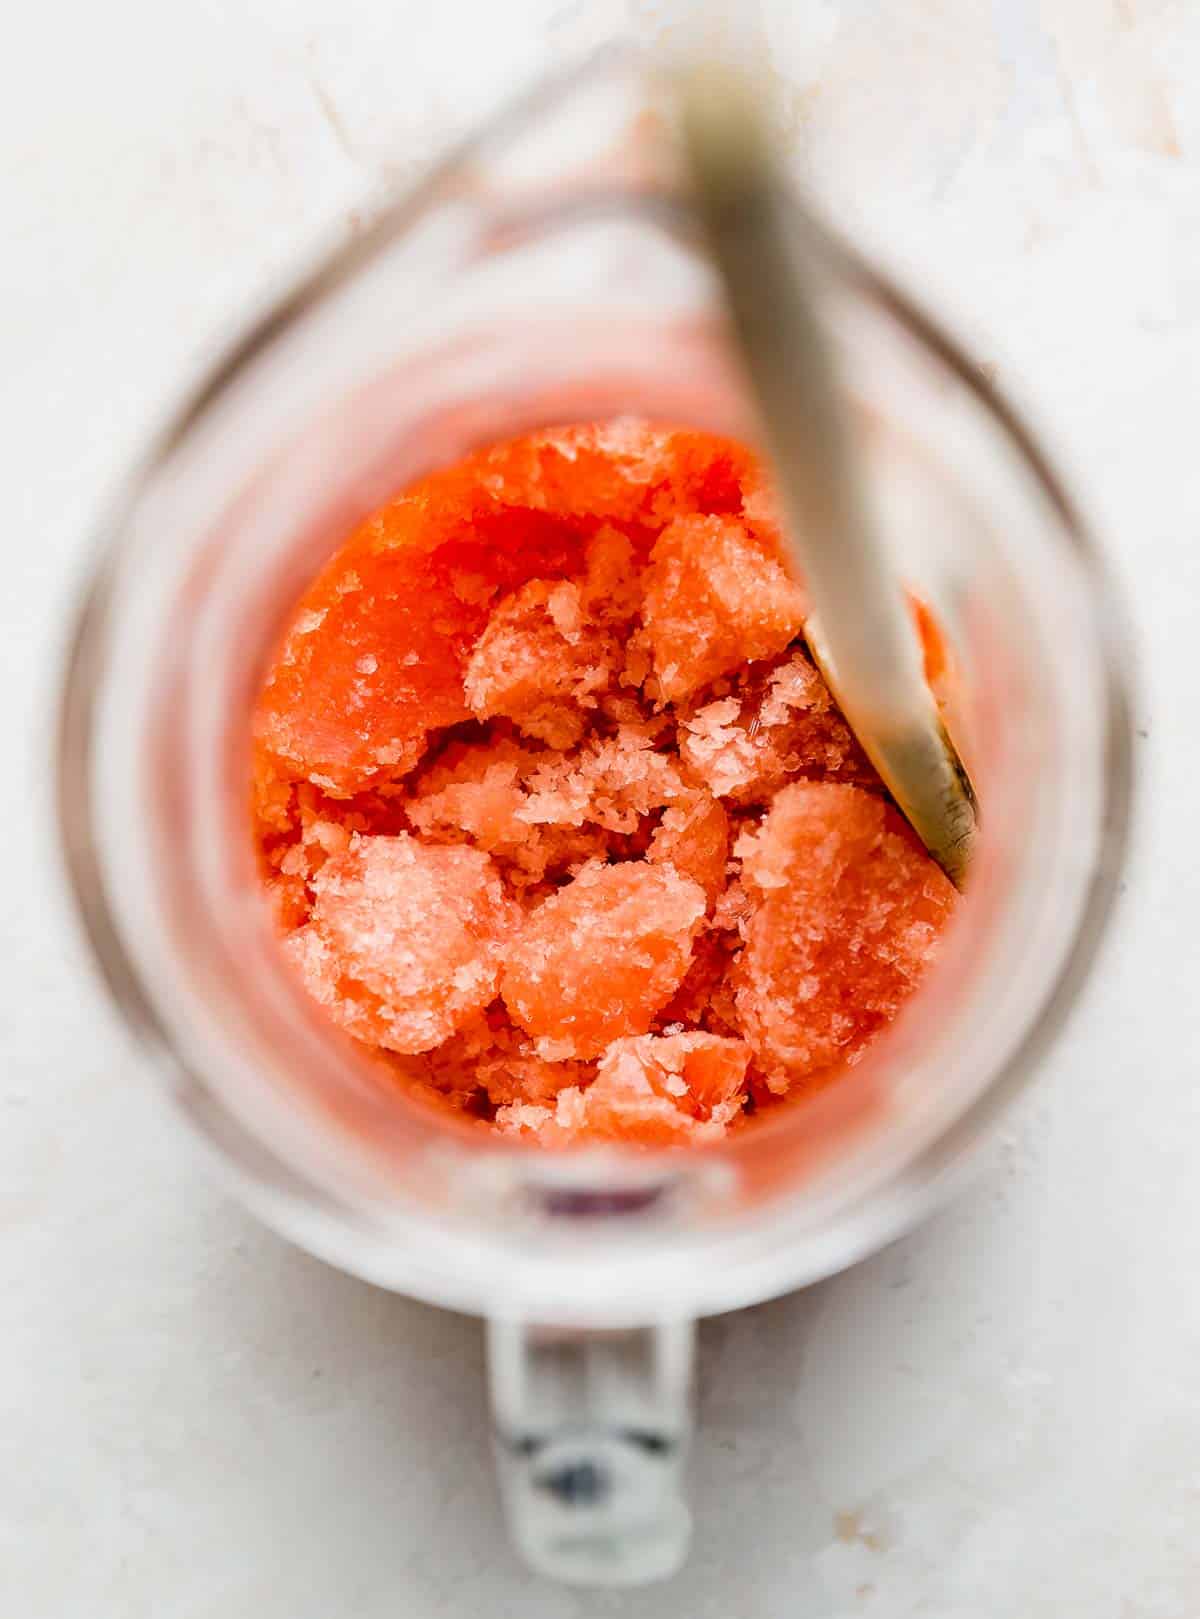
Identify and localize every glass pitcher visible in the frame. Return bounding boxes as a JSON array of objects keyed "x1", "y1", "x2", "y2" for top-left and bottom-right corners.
[{"x1": 56, "y1": 46, "x2": 1132, "y2": 1586}]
